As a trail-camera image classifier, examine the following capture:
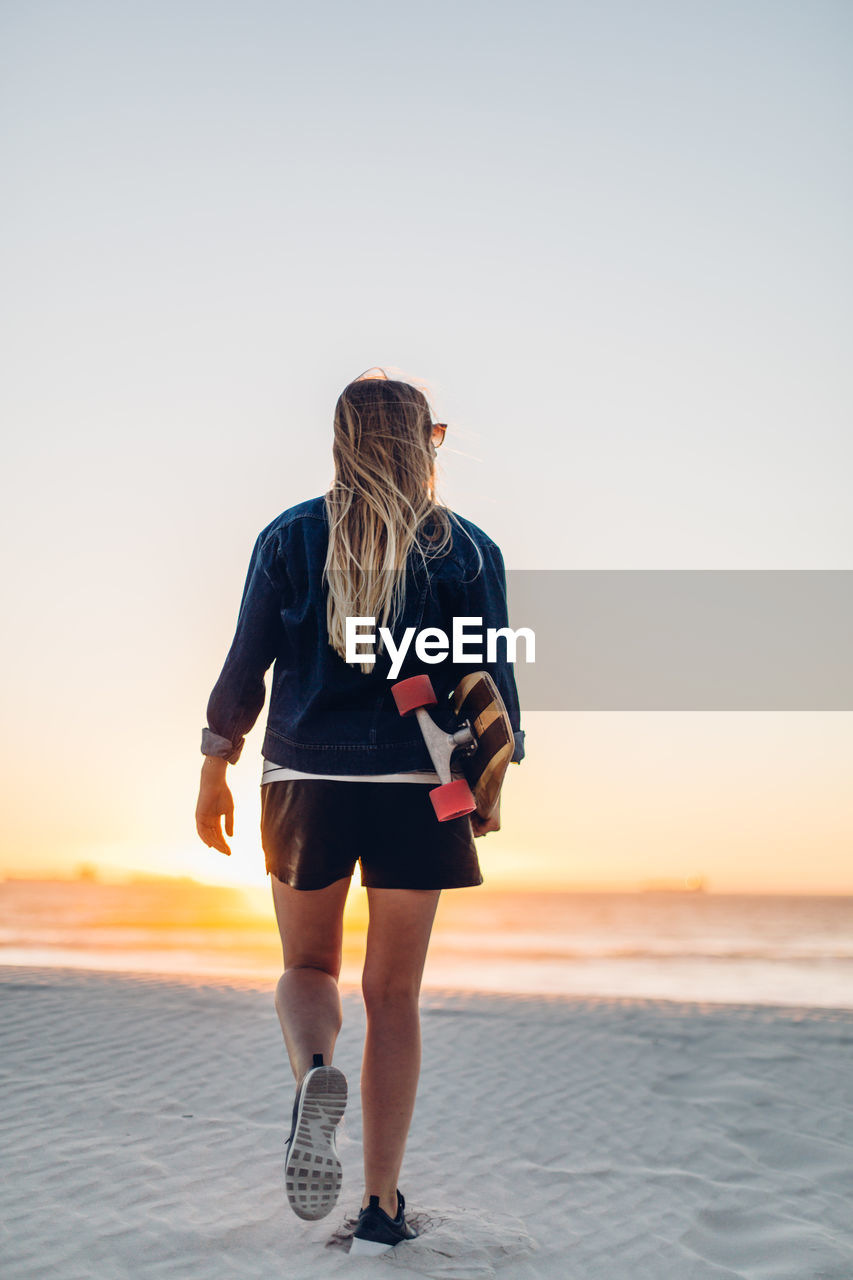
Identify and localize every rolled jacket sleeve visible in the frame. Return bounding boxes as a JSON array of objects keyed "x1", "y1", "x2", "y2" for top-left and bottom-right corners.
[{"x1": 201, "y1": 531, "x2": 282, "y2": 765}]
